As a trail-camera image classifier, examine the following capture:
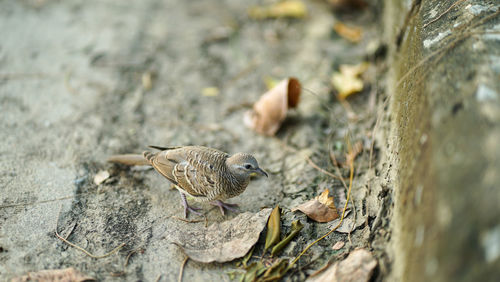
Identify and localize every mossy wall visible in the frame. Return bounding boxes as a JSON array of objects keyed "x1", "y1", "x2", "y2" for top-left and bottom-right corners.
[{"x1": 385, "y1": 0, "x2": 500, "y2": 281}]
